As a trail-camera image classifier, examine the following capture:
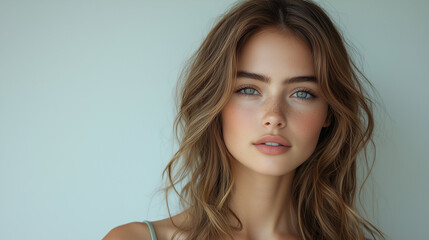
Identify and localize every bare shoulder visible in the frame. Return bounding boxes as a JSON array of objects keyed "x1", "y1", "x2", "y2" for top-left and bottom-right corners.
[
  {"x1": 103, "y1": 222, "x2": 151, "y2": 240},
  {"x1": 150, "y1": 212, "x2": 189, "y2": 240},
  {"x1": 102, "y1": 212, "x2": 189, "y2": 240}
]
